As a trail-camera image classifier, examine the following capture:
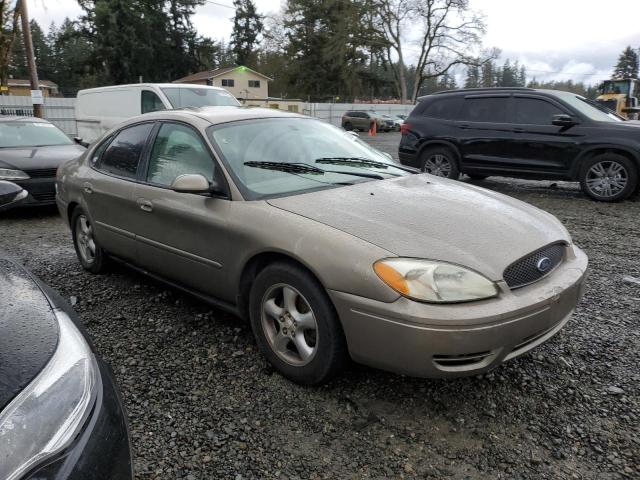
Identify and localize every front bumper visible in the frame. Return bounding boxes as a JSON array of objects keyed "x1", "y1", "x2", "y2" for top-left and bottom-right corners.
[
  {"x1": 14, "y1": 178, "x2": 57, "y2": 206},
  {"x1": 329, "y1": 246, "x2": 588, "y2": 378}
]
